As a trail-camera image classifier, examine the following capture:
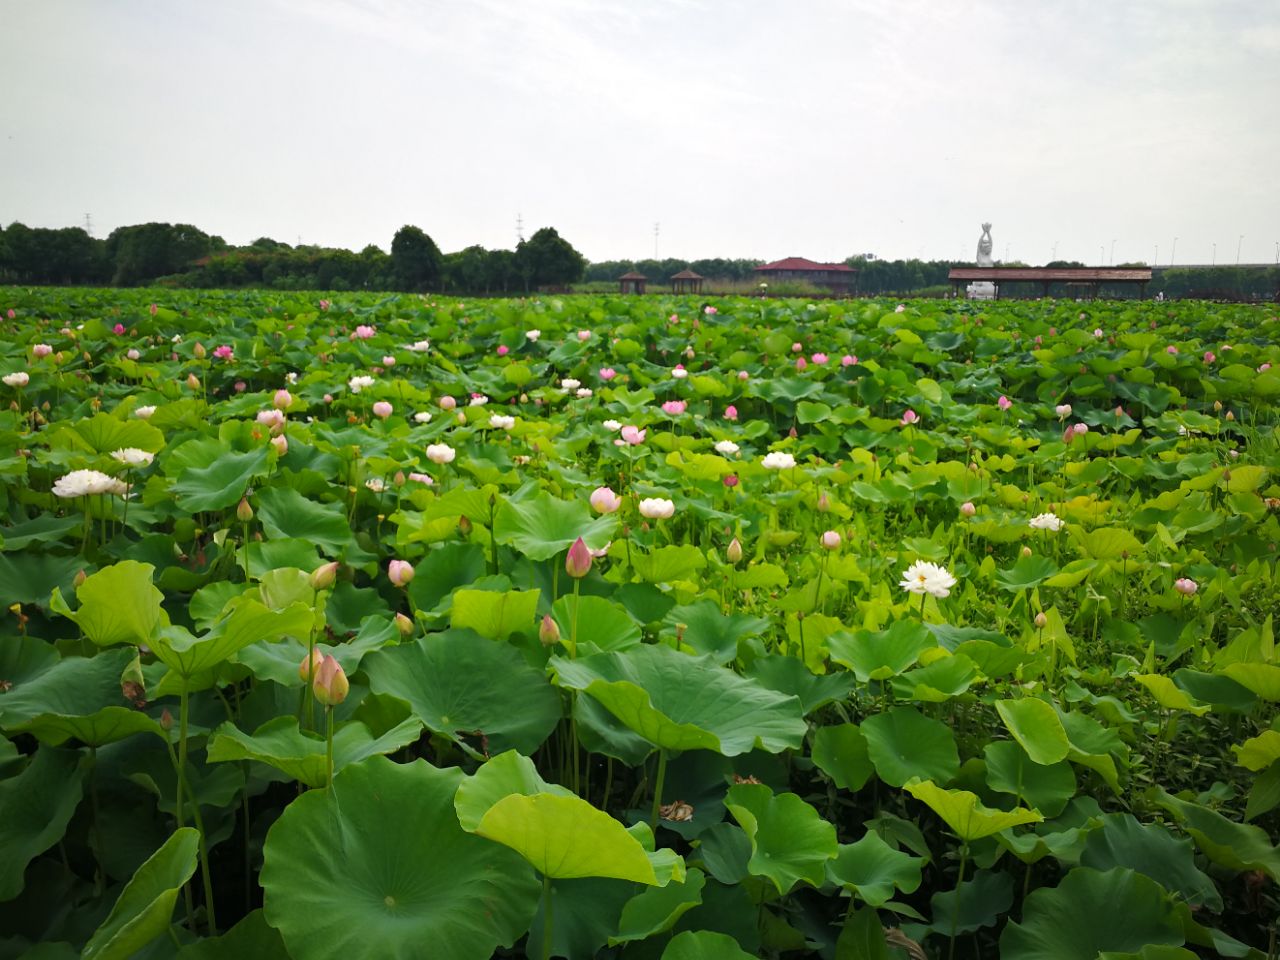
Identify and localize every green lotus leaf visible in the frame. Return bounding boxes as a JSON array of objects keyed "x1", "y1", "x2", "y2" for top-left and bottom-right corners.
[
  {"x1": 173, "y1": 446, "x2": 269, "y2": 512},
  {"x1": 1000, "y1": 867, "x2": 1184, "y2": 959},
  {"x1": 206, "y1": 716, "x2": 423, "y2": 787},
  {"x1": 453, "y1": 749, "x2": 573, "y2": 832},
  {"x1": 406, "y1": 542, "x2": 486, "y2": 611},
  {"x1": 826, "y1": 830, "x2": 924, "y2": 907},
  {"x1": 0, "y1": 552, "x2": 87, "y2": 607},
  {"x1": 609, "y1": 868, "x2": 706, "y2": 945},
  {"x1": 663, "y1": 599, "x2": 769, "y2": 664},
  {"x1": 834, "y1": 907, "x2": 891, "y2": 960},
  {"x1": 48, "y1": 560, "x2": 166, "y2": 648},
  {"x1": 1149, "y1": 786, "x2": 1280, "y2": 881},
  {"x1": 261, "y1": 757, "x2": 540, "y2": 960},
  {"x1": 723, "y1": 783, "x2": 837, "y2": 894},
  {"x1": 48, "y1": 412, "x2": 166, "y2": 456},
  {"x1": 552, "y1": 594, "x2": 642, "y2": 655},
  {"x1": 1134, "y1": 675, "x2": 1211, "y2": 715},
  {"x1": 451, "y1": 587, "x2": 540, "y2": 640},
  {"x1": 1080, "y1": 813, "x2": 1222, "y2": 911},
  {"x1": 744, "y1": 654, "x2": 855, "y2": 714},
  {"x1": 550, "y1": 645, "x2": 806, "y2": 756},
  {"x1": 476, "y1": 792, "x2": 685, "y2": 885},
  {"x1": 523, "y1": 877, "x2": 635, "y2": 960},
  {"x1": 995, "y1": 555, "x2": 1059, "y2": 591},
  {"x1": 984, "y1": 741, "x2": 1076, "y2": 818},
  {"x1": 256, "y1": 486, "x2": 354, "y2": 556},
  {"x1": 82, "y1": 828, "x2": 199, "y2": 960},
  {"x1": 861, "y1": 706, "x2": 960, "y2": 787},
  {"x1": 662, "y1": 930, "x2": 756, "y2": 960},
  {"x1": 630, "y1": 545, "x2": 708, "y2": 584},
  {"x1": 811, "y1": 723, "x2": 873, "y2": 791},
  {"x1": 828, "y1": 619, "x2": 937, "y2": 681},
  {"x1": 0, "y1": 746, "x2": 86, "y2": 900},
  {"x1": 363, "y1": 629, "x2": 561, "y2": 755},
  {"x1": 1234, "y1": 729, "x2": 1280, "y2": 771},
  {"x1": 236, "y1": 616, "x2": 399, "y2": 687},
  {"x1": 175, "y1": 910, "x2": 289, "y2": 960},
  {"x1": 14, "y1": 707, "x2": 164, "y2": 748},
  {"x1": 928, "y1": 869, "x2": 1014, "y2": 936},
  {"x1": 493, "y1": 490, "x2": 617, "y2": 561},
  {"x1": 1071, "y1": 526, "x2": 1145, "y2": 560},
  {"x1": 1221, "y1": 662, "x2": 1280, "y2": 701},
  {"x1": 892, "y1": 653, "x2": 977, "y2": 702},
  {"x1": 0, "y1": 647, "x2": 137, "y2": 733},
  {"x1": 152, "y1": 598, "x2": 313, "y2": 682},
  {"x1": 905, "y1": 779, "x2": 1042, "y2": 842},
  {"x1": 995, "y1": 698, "x2": 1071, "y2": 765}
]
